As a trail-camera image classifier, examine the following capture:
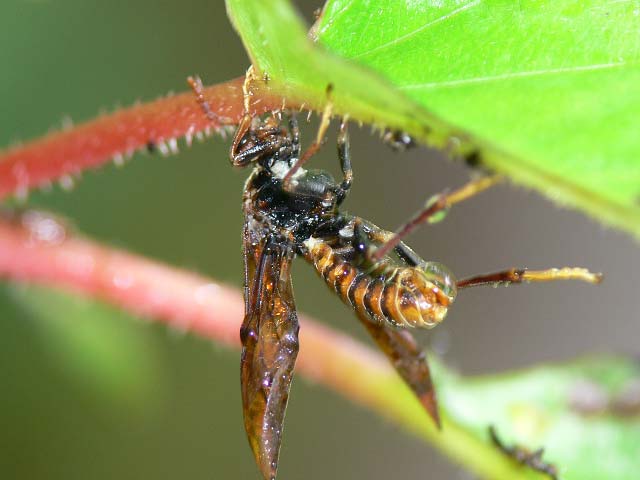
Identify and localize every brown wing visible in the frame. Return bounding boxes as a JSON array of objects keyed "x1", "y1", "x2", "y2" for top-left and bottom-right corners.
[
  {"x1": 241, "y1": 226, "x2": 299, "y2": 480},
  {"x1": 335, "y1": 218, "x2": 441, "y2": 427},
  {"x1": 356, "y1": 311, "x2": 441, "y2": 429}
]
